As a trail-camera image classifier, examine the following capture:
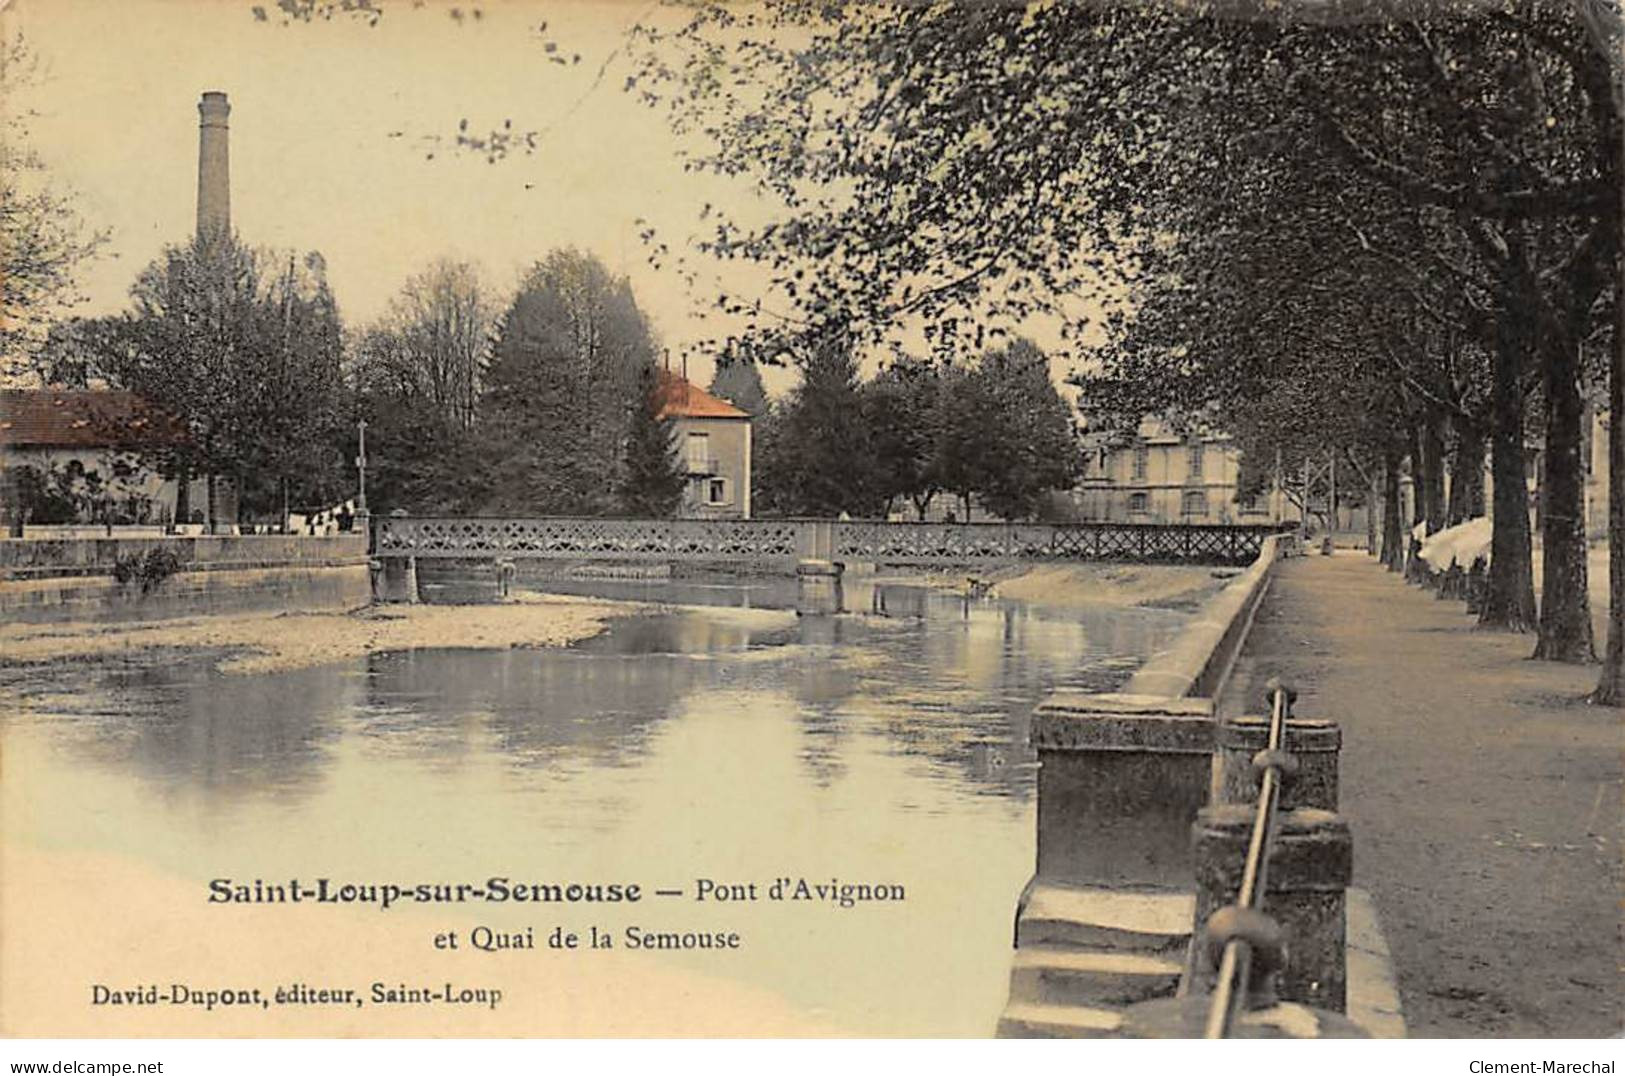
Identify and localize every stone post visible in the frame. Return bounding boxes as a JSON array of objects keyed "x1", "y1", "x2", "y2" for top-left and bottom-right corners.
[
  {"x1": 1031, "y1": 693, "x2": 1215, "y2": 890},
  {"x1": 1190, "y1": 805, "x2": 1354, "y2": 1013},
  {"x1": 1215, "y1": 716, "x2": 1341, "y2": 811}
]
